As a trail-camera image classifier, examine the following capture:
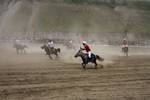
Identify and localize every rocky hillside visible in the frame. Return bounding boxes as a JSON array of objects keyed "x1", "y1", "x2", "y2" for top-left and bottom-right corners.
[{"x1": 0, "y1": 0, "x2": 150, "y2": 40}]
